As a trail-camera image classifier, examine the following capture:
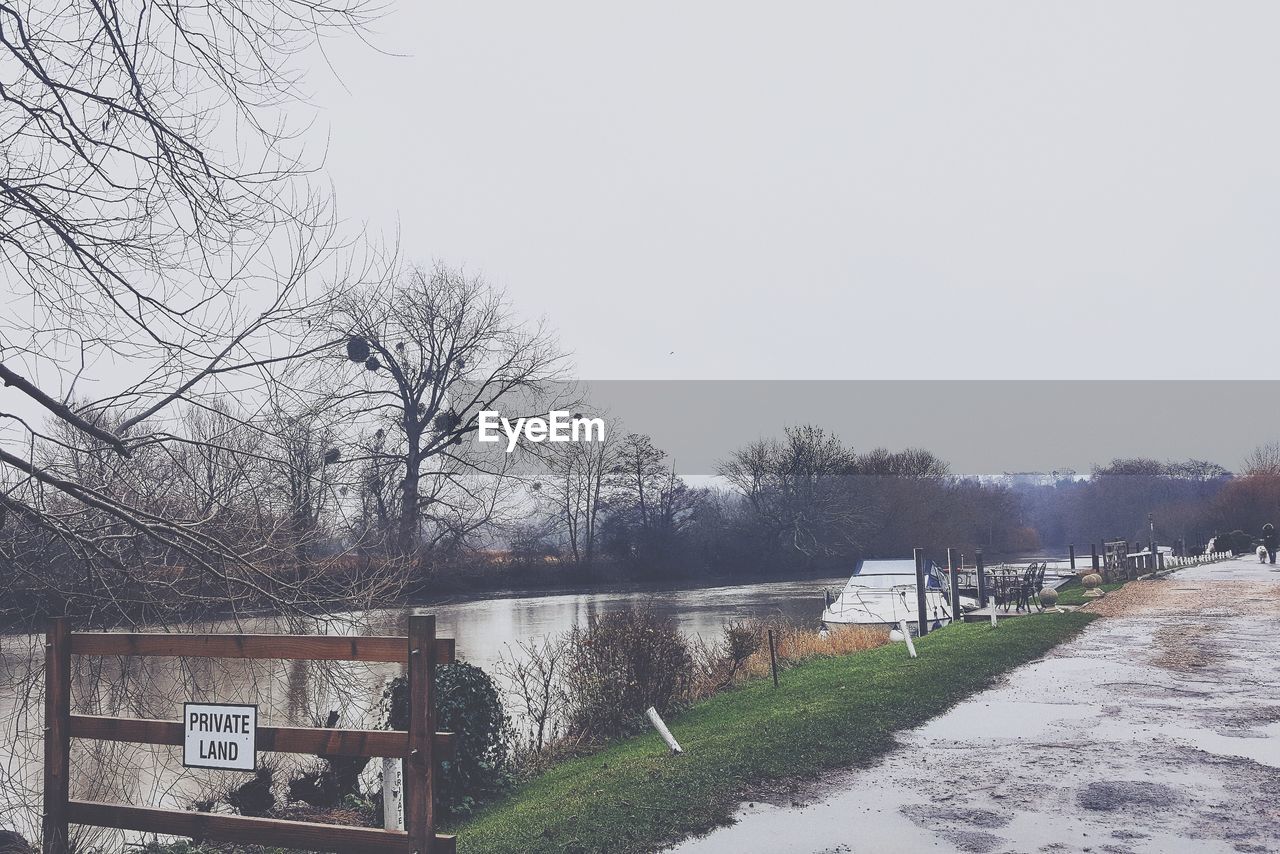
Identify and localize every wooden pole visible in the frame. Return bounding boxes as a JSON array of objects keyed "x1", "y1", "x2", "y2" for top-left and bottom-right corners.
[
  {"x1": 767, "y1": 629, "x2": 779, "y2": 688},
  {"x1": 1090, "y1": 543, "x2": 1099, "y2": 571},
  {"x1": 43, "y1": 618, "x2": 71, "y2": 854},
  {"x1": 913, "y1": 548, "x2": 929, "y2": 636},
  {"x1": 404, "y1": 614, "x2": 436, "y2": 854},
  {"x1": 975, "y1": 549, "x2": 988, "y2": 608},
  {"x1": 947, "y1": 547, "x2": 961, "y2": 625},
  {"x1": 381, "y1": 757, "x2": 403, "y2": 830},
  {"x1": 1068, "y1": 544, "x2": 1076, "y2": 571}
]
